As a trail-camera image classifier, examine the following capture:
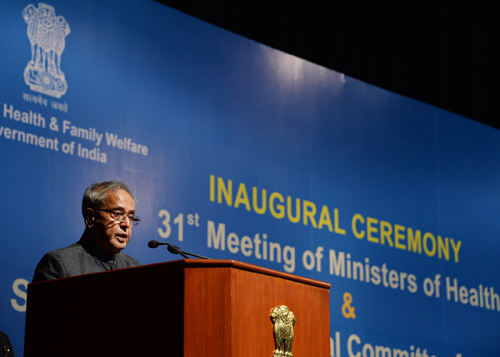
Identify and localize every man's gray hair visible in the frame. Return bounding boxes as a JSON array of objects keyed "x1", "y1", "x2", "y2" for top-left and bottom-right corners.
[{"x1": 81, "y1": 181, "x2": 136, "y2": 217}]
